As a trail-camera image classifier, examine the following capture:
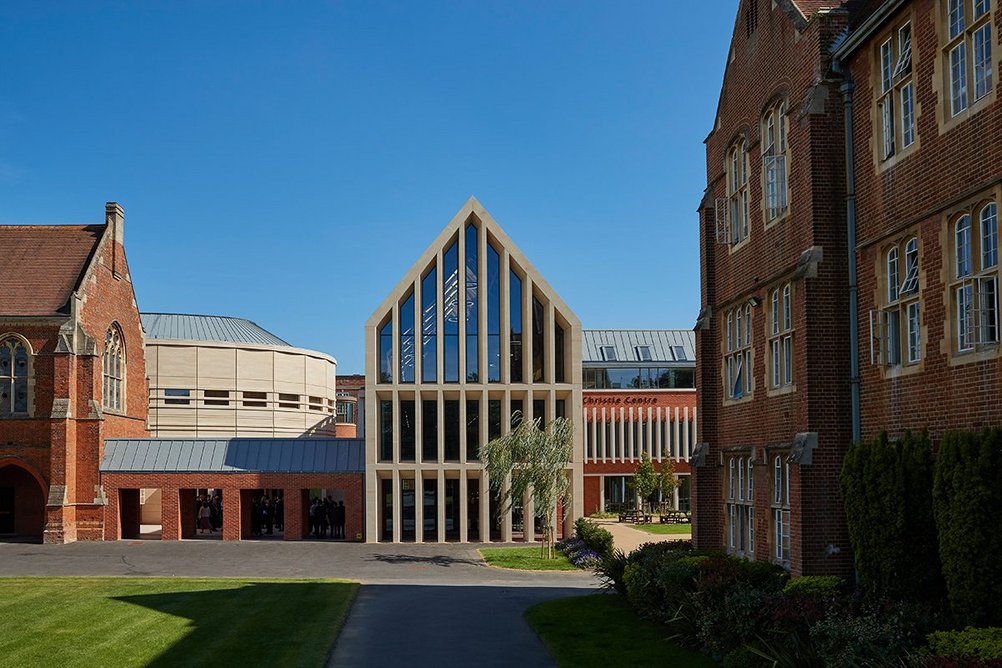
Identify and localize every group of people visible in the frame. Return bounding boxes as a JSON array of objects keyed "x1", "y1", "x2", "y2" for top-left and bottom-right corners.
[
  {"x1": 251, "y1": 494, "x2": 284, "y2": 537},
  {"x1": 309, "y1": 497, "x2": 347, "y2": 539},
  {"x1": 195, "y1": 493, "x2": 222, "y2": 534}
]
